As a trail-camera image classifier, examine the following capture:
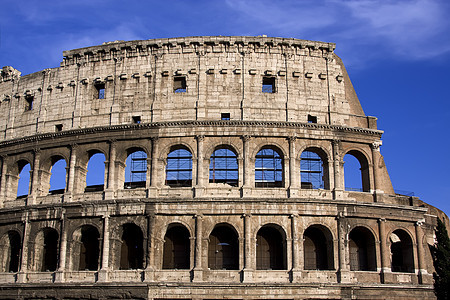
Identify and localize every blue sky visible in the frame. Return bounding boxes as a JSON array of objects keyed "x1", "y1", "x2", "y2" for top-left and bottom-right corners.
[{"x1": 1, "y1": 0, "x2": 450, "y2": 216}]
